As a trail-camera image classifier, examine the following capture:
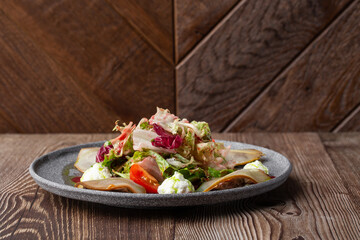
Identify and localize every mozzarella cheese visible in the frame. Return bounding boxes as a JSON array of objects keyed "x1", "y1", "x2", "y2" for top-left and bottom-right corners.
[
  {"x1": 243, "y1": 160, "x2": 269, "y2": 174},
  {"x1": 158, "y1": 172, "x2": 194, "y2": 194},
  {"x1": 80, "y1": 163, "x2": 112, "y2": 182}
]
